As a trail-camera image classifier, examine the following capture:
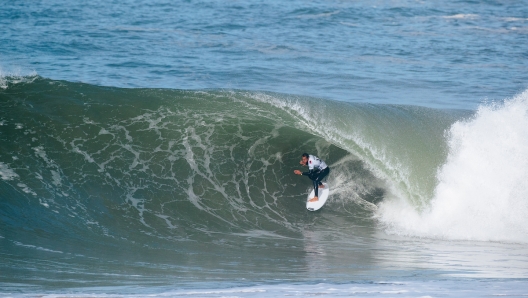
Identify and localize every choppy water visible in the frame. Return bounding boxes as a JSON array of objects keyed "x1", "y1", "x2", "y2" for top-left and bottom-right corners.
[
  {"x1": 2, "y1": 0, "x2": 528, "y2": 108},
  {"x1": 1, "y1": 0, "x2": 528, "y2": 297}
]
